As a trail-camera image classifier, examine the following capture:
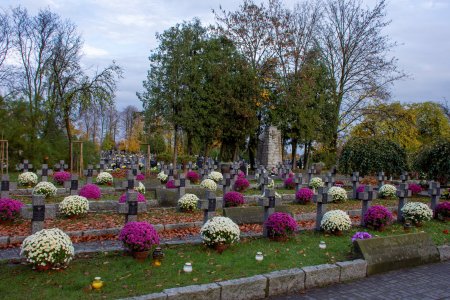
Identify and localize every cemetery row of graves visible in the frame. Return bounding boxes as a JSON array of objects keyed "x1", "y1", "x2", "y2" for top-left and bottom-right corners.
[{"x1": 0, "y1": 154, "x2": 448, "y2": 298}]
